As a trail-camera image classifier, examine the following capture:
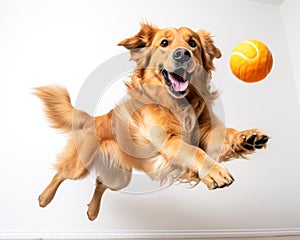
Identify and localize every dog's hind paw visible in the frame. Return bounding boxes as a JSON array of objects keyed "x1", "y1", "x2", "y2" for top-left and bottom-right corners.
[{"x1": 38, "y1": 194, "x2": 50, "y2": 208}]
